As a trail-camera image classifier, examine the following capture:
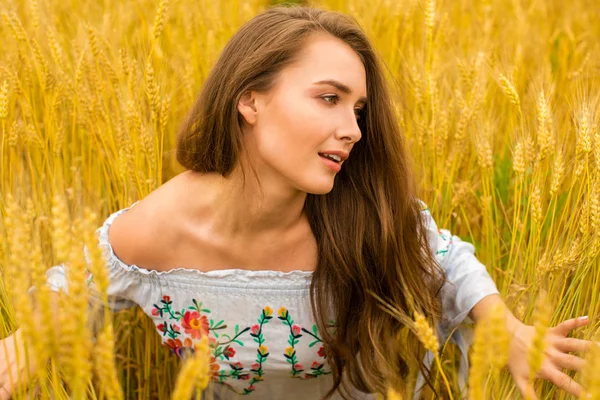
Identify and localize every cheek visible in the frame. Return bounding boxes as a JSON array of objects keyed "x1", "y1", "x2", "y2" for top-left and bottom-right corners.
[
  {"x1": 257, "y1": 125, "x2": 313, "y2": 166},
  {"x1": 261, "y1": 102, "x2": 325, "y2": 157}
]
